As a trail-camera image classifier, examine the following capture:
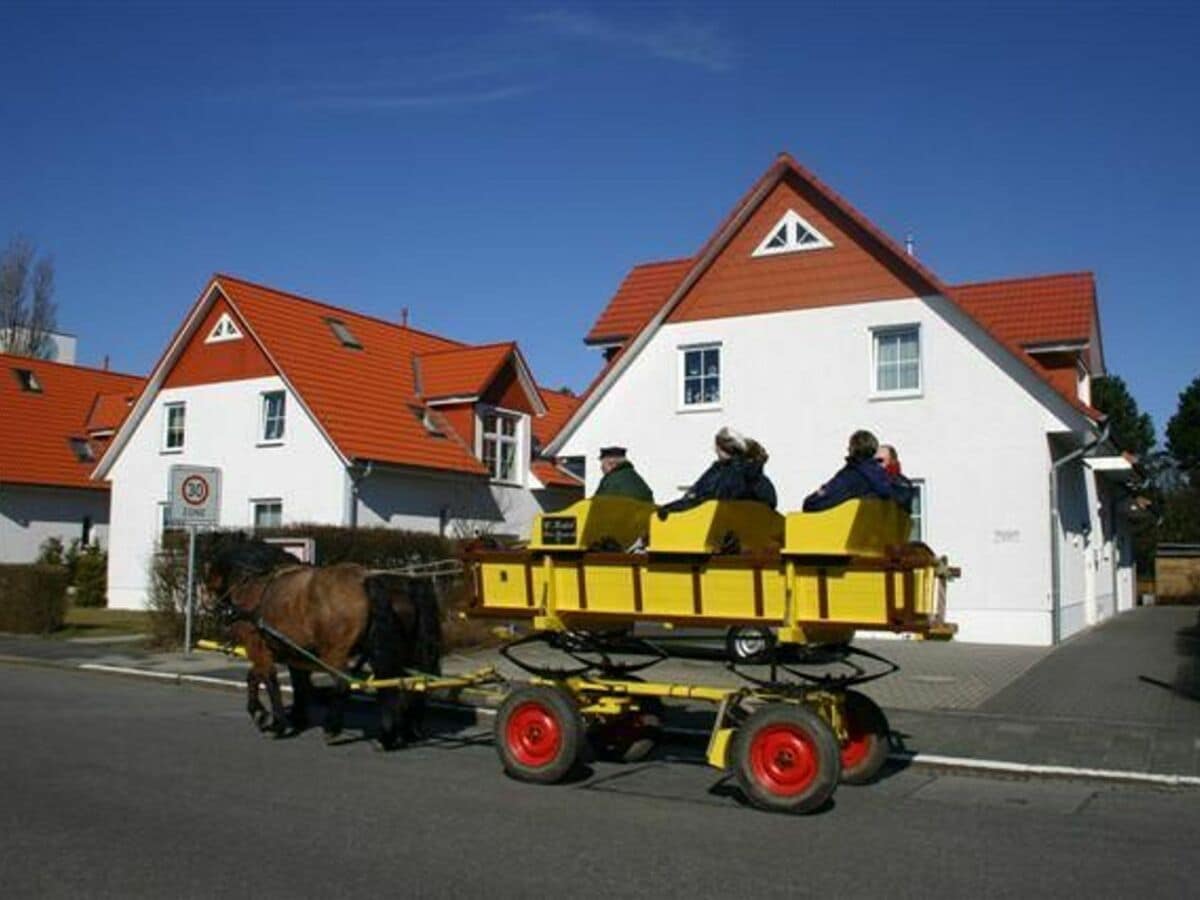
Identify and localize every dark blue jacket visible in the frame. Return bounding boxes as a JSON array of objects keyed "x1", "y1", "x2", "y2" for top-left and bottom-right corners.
[
  {"x1": 659, "y1": 457, "x2": 778, "y2": 517},
  {"x1": 802, "y1": 458, "x2": 892, "y2": 512}
]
